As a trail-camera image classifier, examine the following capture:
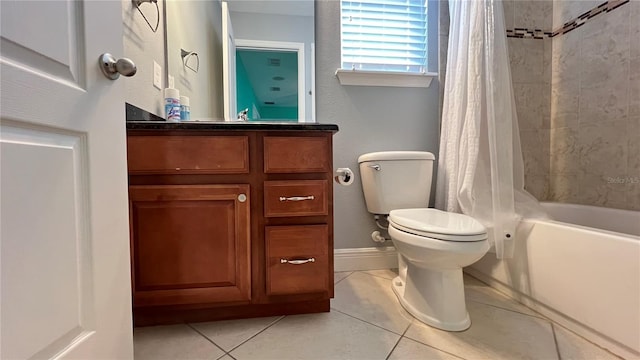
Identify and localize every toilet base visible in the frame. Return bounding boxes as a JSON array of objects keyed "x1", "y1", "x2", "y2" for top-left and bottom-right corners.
[{"x1": 391, "y1": 264, "x2": 471, "y2": 331}]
